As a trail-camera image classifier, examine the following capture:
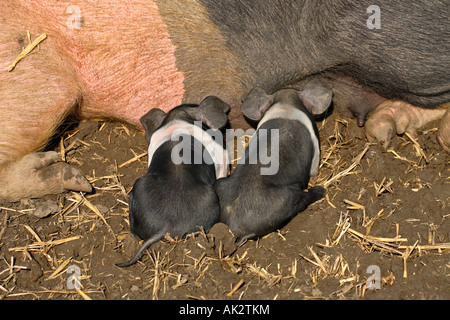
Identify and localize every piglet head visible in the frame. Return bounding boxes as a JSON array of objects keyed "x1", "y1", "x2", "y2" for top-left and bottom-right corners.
[
  {"x1": 140, "y1": 96, "x2": 231, "y2": 142},
  {"x1": 241, "y1": 81, "x2": 333, "y2": 121}
]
